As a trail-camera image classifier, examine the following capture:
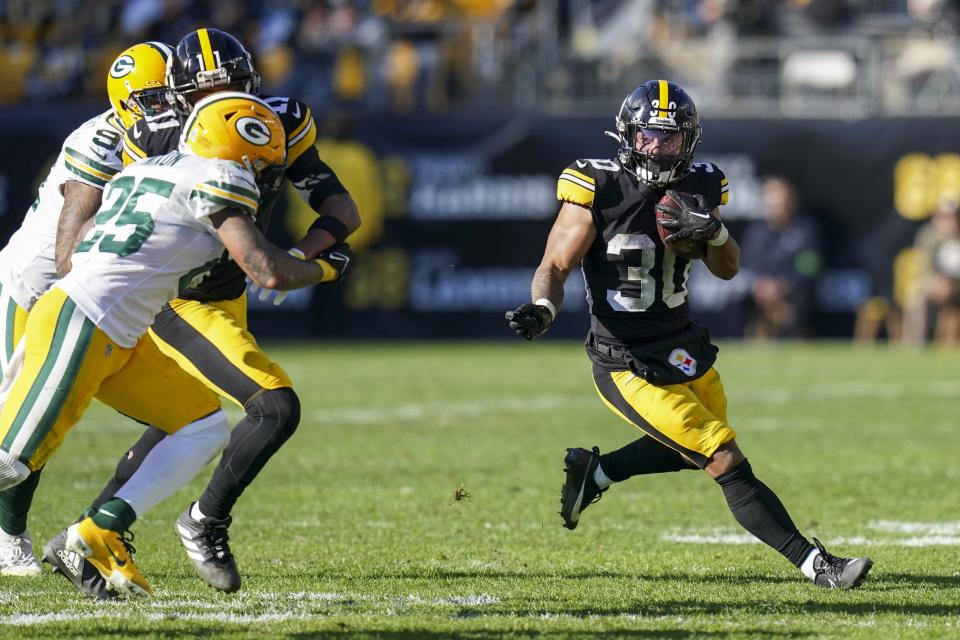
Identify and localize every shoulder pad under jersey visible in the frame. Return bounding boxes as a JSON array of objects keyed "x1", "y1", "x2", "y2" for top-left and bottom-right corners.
[
  {"x1": 685, "y1": 162, "x2": 729, "y2": 208},
  {"x1": 263, "y1": 95, "x2": 317, "y2": 165},
  {"x1": 188, "y1": 159, "x2": 261, "y2": 220},
  {"x1": 62, "y1": 112, "x2": 125, "y2": 189},
  {"x1": 556, "y1": 158, "x2": 620, "y2": 208}
]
